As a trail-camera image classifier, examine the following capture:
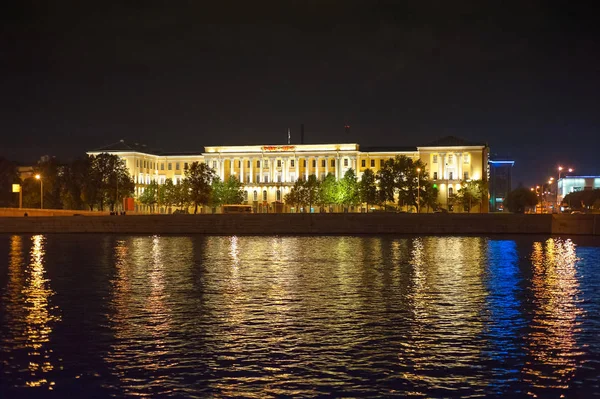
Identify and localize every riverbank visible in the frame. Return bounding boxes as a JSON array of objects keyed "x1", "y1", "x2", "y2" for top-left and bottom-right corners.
[{"x1": 0, "y1": 213, "x2": 598, "y2": 235}]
